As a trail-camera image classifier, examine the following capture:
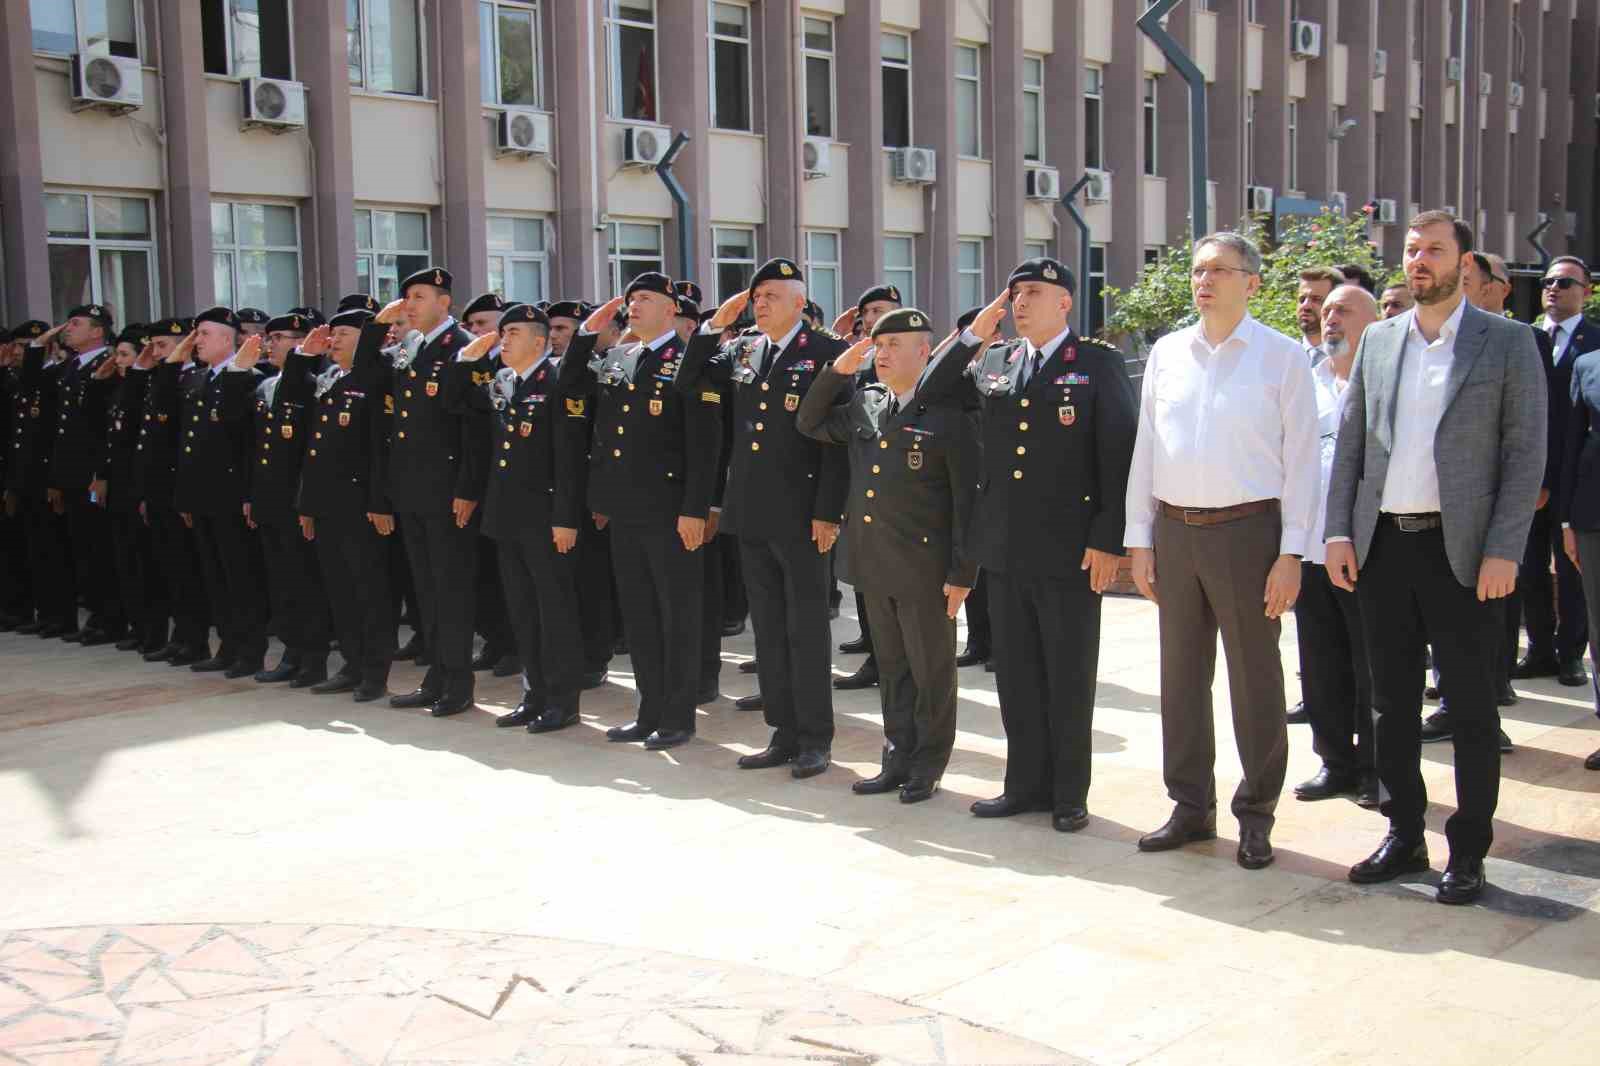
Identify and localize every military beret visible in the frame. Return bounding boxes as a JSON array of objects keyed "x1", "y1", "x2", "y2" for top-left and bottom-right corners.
[
  {"x1": 748, "y1": 257, "x2": 803, "y2": 293},
  {"x1": 286, "y1": 306, "x2": 327, "y2": 328},
  {"x1": 675, "y1": 294, "x2": 701, "y2": 319},
  {"x1": 150, "y1": 317, "x2": 188, "y2": 338},
  {"x1": 264, "y1": 312, "x2": 314, "y2": 334},
  {"x1": 955, "y1": 306, "x2": 983, "y2": 332},
  {"x1": 462, "y1": 292, "x2": 507, "y2": 318},
  {"x1": 674, "y1": 281, "x2": 704, "y2": 305},
  {"x1": 546, "y1": 300, "x2": 588, "y2": 322},
  {"x1": 67, "y1": 303, "x2": 113, "y2": 328},
  {"x1": 337, "y1": 294, "x2": 379, "y2": 315},
  {"x1": 194, "y1": 306, "x2": 241, "y2": 331},
  {"x1": 117, "y1": 324, "x2": 149, "y2": 347},
  {"x1": 624, "y1": 271, "x2": 676, "y2": 301},
  {"x1": 235, "y1": 307, "x2": 269, "y2": 325},
  {"x1": 400, "y1": 266, "x2": 453, "y2": 295},
  {"x1": 533, "y1": 300, "x2": 552, "y2": 313},
  {"x1": 804, "y1": 301, "x2": 825, "y2": 324},
  {"x1": 12, "y1": 320, "x2": 50, "y2": 342},
  {"x1": 329, "y1": 308, "x2": 374, "y2": 330},
  {"x1": 870, "y1": 307, "x2": 934, "y2": 339},
  {"x1": 857, "y1": 284, "x2": 903, "y2": 312},
  {"x1": 1007, "y1": 256, "x2": 1075, "y2": 294},
  {"x1": 497, "y1": 302, "x2": 549, "y2": 331}
]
